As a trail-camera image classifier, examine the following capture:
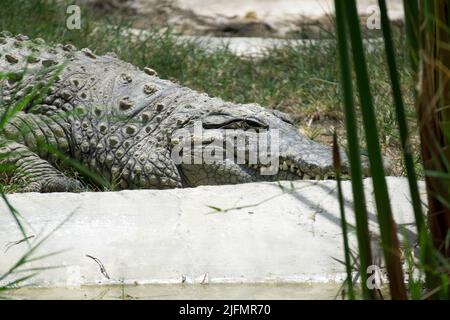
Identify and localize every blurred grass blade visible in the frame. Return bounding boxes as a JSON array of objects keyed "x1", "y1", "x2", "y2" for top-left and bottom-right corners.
[
  {"x1": 403, "y1": 0, "x2": 420, "y2": 72},
  {"x1": 44, "y1": 143, "x2": 111, "y2": 190},
  {"x1": 334, "y1": 0, "x2": 374, "y2": 300},
  {"x1": 333, "y1": 133, "x2": 355, "y2": 300},
  {"x1": 344, "y1": 0, "x2": 407, "y2": 299},
  {"x1": 378, "y1": 0, "x2": 436, "y2": 291},
  {"x1": 0, "y1": 193, "x2": 28, "y2": 242},
  {"x1": 0, "y1": 273, "x2": 38, "y2": 291},
  {"x1": 417, "y1": 0, "x2": 450, "y2": 298},
  {"x1": 0, "y1": 210, "x2": 76, "y2": 289},
  {"x1": 378, "y1": 0, "x2": 424, "y2": 233},
  {"x1": 417, "y1": 0, "x2": 450, "y2": 269}
]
